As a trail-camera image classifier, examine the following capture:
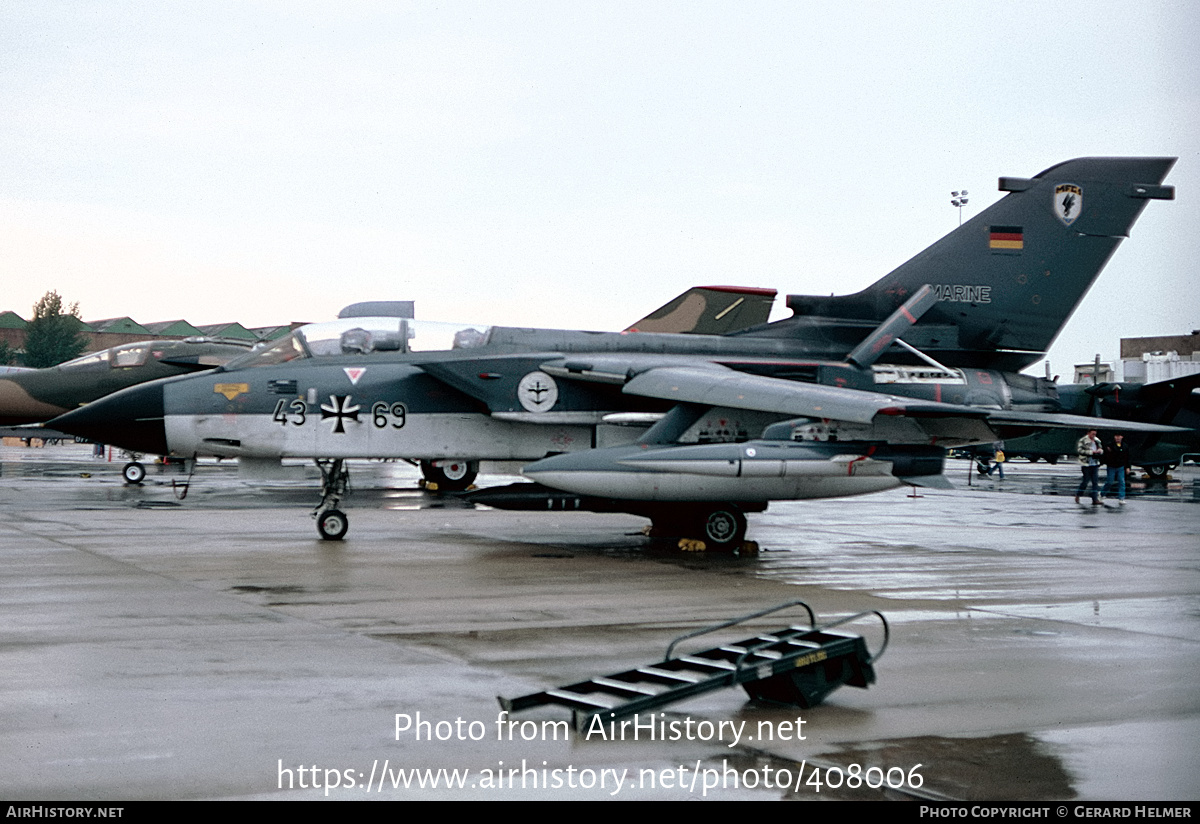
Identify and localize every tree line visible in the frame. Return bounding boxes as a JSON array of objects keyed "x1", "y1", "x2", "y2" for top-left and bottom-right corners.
[{"x1": 1, "y1": 291, "x2": 87, "y2": 368}]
